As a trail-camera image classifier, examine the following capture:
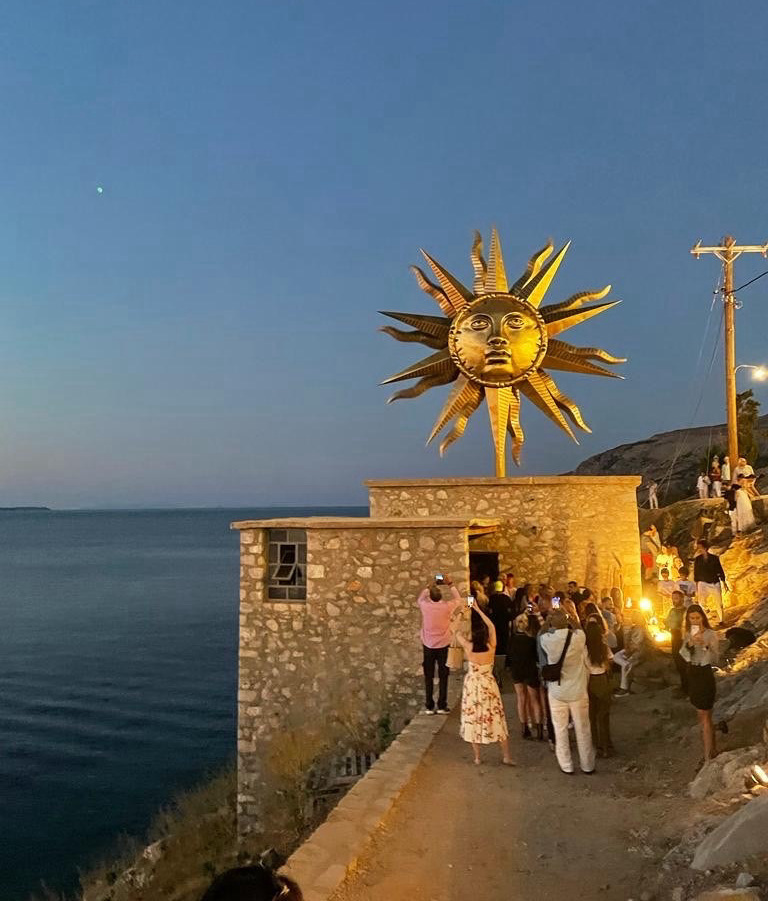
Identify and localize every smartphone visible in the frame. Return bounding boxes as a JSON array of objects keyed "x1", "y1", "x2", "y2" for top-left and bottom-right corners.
[
  {"x1": 435, "y1": 573, "x2": 444, "y2": 584},
  {"x1": 690, "y1": 624, "x2": 701, "y2": 636},
  {"x1": 552, "y1": 598, "x2": 561, "y2": 609},
  {"x1": 526, "y1": 602, "x2": 534, "y2": 613},
  {"x1": 466, "y1": 596, "x2": 474, "y2": 608}
]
